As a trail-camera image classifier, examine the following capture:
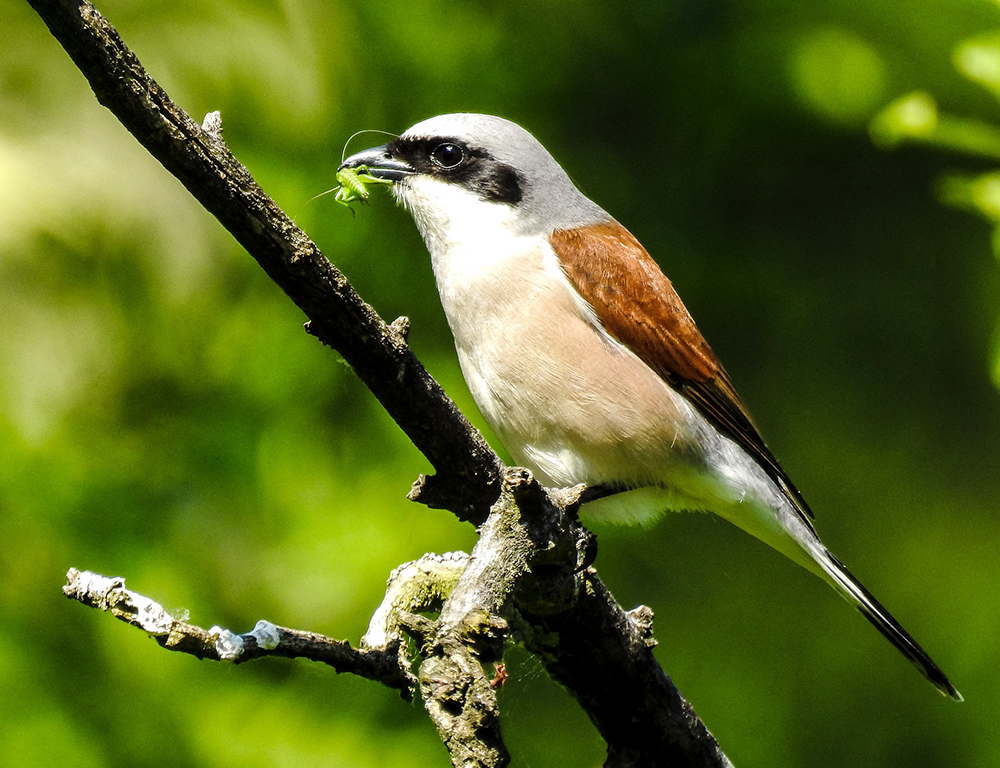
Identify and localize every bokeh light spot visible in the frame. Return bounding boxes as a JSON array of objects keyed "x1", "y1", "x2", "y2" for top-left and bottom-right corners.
[{"x1": 790, "y1": 27, "x2": 888, "y2": 126}]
